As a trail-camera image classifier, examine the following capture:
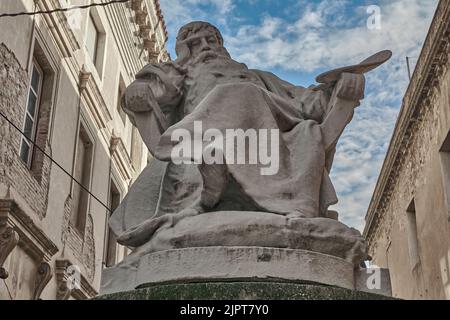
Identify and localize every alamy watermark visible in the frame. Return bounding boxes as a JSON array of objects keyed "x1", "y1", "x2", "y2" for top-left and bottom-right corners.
[
  {"x1": 66, "y1": 265, "x2": 81, "y2": 291},
  {"x1": 367, "y1": 5, "x2": 382, "y2": 30},
  {"x1": 170, "y1": 121, "x2": 280, "y2": 176},
  {"x1": 365, "y1": 265, "x2": 382, "y2": 290}
]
